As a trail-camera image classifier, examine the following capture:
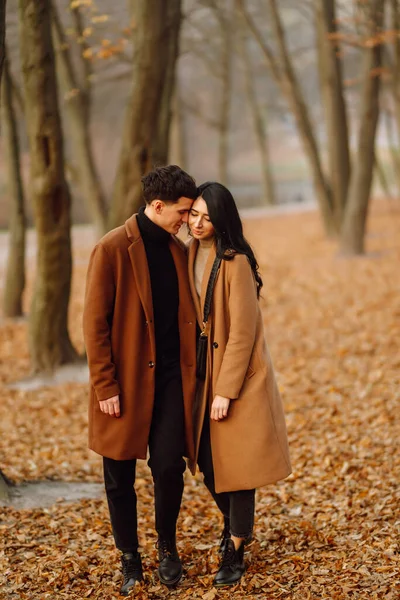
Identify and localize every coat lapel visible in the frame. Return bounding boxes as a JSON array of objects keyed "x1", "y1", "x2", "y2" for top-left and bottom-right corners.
[
  {"x1": 188, "y1": 239, "x2": 202, "y2": 327},
  {"x1": 125, "y1": 215, "x2": 154, "y2": 324},
  {"x1": 199, "y1": 242, "x2": 217, "y2": 321}
]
